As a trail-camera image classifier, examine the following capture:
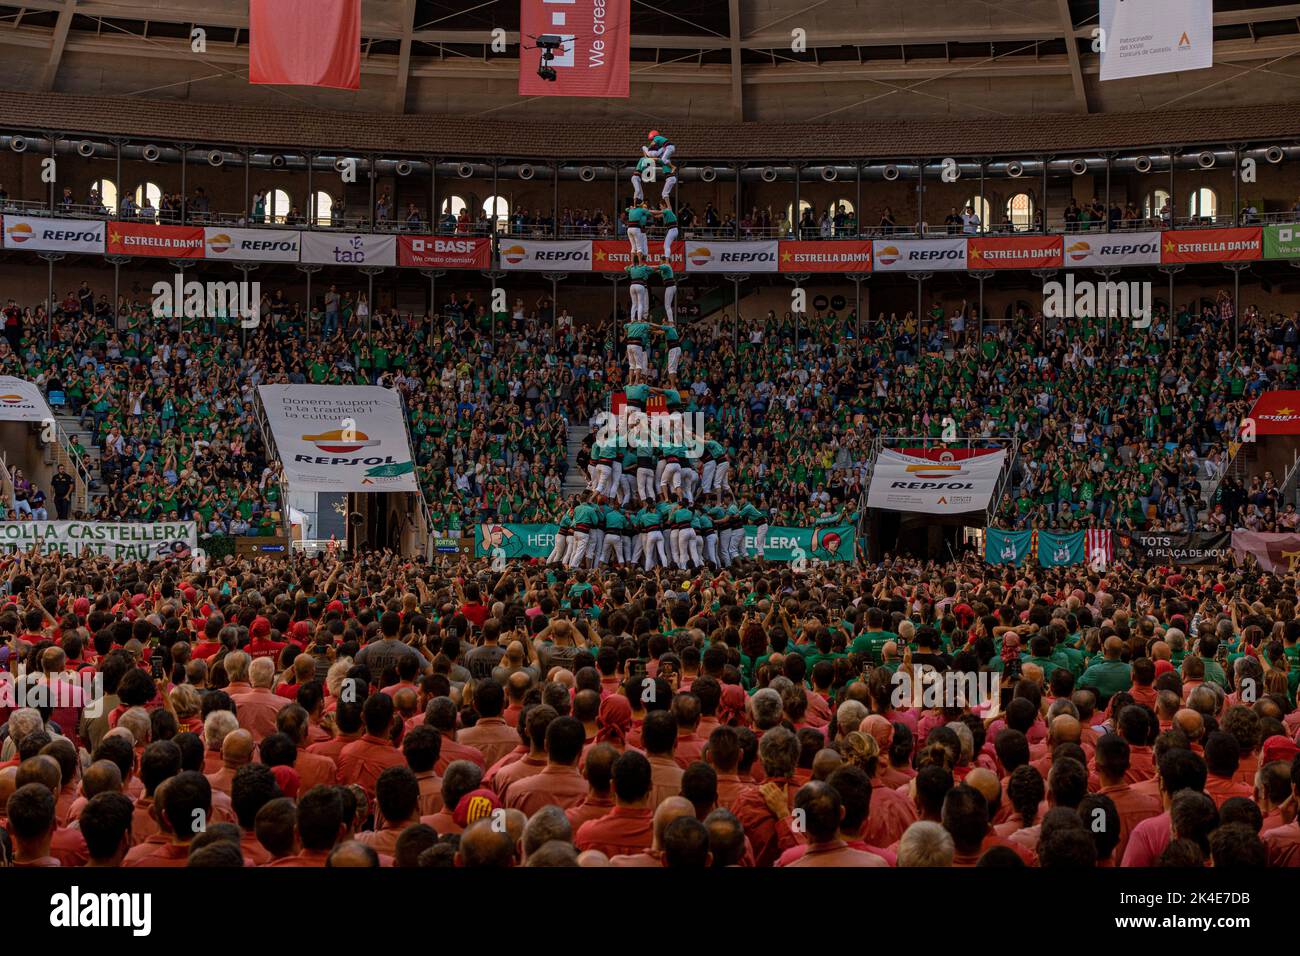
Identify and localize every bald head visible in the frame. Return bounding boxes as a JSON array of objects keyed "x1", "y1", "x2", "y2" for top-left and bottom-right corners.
[
  {"x1": 0, "y1": 766, "x2": 17, "y2": 808},
  {"x1": 326, "y1": 840, "x2": 380, "y2": 868},
  {"x1": 549, "y1": 668, "x2": 575, "y2": 688},
  {"x1": 293, "y1": 654, "x2": 316, "y2": 683},
  {"x1": 812, "y1": 748, "x2": 844, "y2": 782},
  {"x1": 1173, "y1": 708, "x2": 1204, "y2": 743},
  {"x1": 221, "y1": 729, "x2": 255, "y2": 767},
  {"x1": 16, "y1": 754, "x2": 61, "y2": 793},
  {"x1": 457, "y1": 819, "x2": 516, "y2": 868},
  {"x1": 81, "y1": 760, "x2": 123, "y2": 798},
  {"x1": 393, "y1": 686, "x2": 418, "y2": 717},
  {"x1": 965, "y1": 767, "x2": 1001, "y2": 810},
  {"x1": 1150, "y1": 640, "x2": 1171, "y2": 662},
  {"x1": 652, "y1": 796, "x2": 697, "y2": 849},
  {"x1": 1102, "y1": 637, "x2": 1124, "y2": 660},
  {"x1": 577, "y1": 849, "x2": 610, "y2": 867},
  {"x1": 507, "y1": 668, "x2": 531, "y2": 698},
  {"x1": 1049, "y1": 715, "x2": 1082, "y2": 746}
]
